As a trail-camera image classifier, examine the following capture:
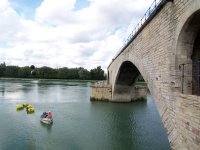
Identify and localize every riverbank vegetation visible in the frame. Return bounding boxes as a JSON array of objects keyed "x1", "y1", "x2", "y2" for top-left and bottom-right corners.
[{"x1": 0, "y1": 62, "x2": 106, "y2": 80}]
